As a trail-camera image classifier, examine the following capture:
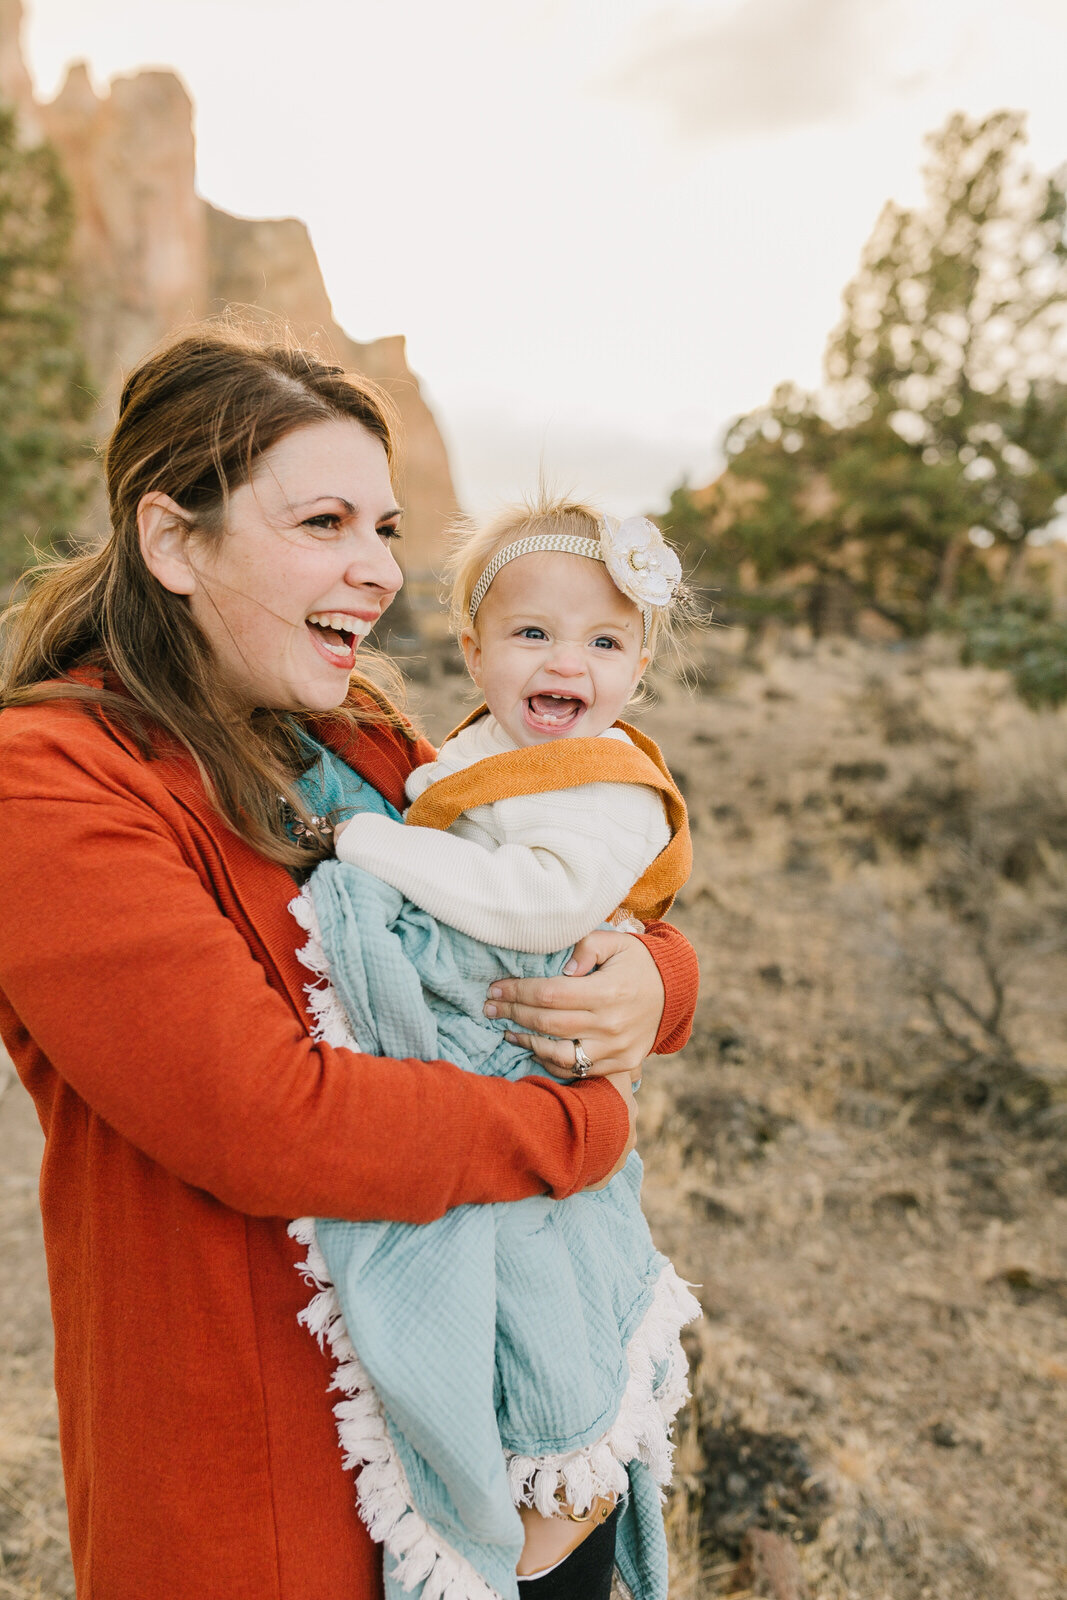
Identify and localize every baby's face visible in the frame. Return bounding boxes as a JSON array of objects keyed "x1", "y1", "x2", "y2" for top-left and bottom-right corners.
[{"x1": 461, "y1": 551, "x2": 650, "y2": 746}]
